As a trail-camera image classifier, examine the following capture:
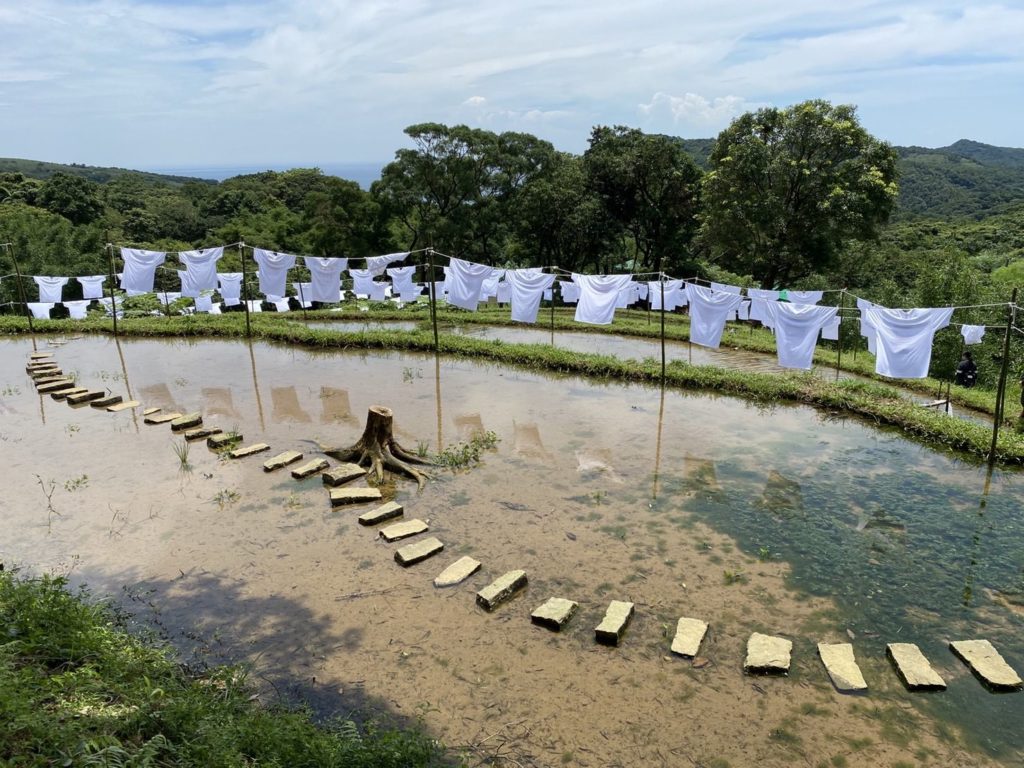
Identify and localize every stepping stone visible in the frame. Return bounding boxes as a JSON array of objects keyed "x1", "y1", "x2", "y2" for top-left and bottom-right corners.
[
  {"x1": 90, "y1": 394, "x2": 123, "y2": 408},
  {"x1": 433, "y1": 556, "x2": 481, "y2": 587},
  {"x1": 291, "y1": 458, "x2": 329, "y2": 479},
  {"x1": 228, "y1": 443, "x2": 271, "y2": 459},
  {"x1": 144, "y1": 412, "x2": 182, "y2": 425},
  {"x1": 26, "y1": 362, "x2": 58, "y2": 372},
  {"x1": 107, "y1": 400, "x2": 141, "y2": 412},
  {"x1": 595, "y1": 601, "x2": 635, "y2": 646},
  {"x1": 378, "y1": 518, "x2": 427, "y2": 541},
  {"x1": 66, "y1": 390, "x2": 105, "y2": 405},
  {"x1": 263, "y1": 450, "x2": 303, "y2": 471},
  {"x1": 34, "y1": 374, "x2": 69, "y2": 386},
  {"x1": 358, "y1": 501, "x2": 403, "y2": 525},
  {"x1": 170, "y1": 412, "x2": 202, "y2": 431},
  {"x1": 36, "y1": 379, "x2": 75, "y2": 393},
  {"x1": 142, "y1": 407, "x2": 160, "y2": 416},
  {"x1": 531, "y1": 597, "x2": 579, "y2": 631},
  {"x1": 329, "y1": 487, "x2": 383, "y2": 506},
  {"x1": 29, "y1": 368, "x2": 62, "y2": 379},
  {"x1": 886, "y1": 643, "x2": 946, "y2": 690},
  {"x1": 208, "y1": 432, "x2": 242, "y2": 449},
  {"x1": 476, "y1": 570, "x2": 528, "y2": 612},
  {"x1": 671, "y1": 617, "x2": 709, "y2": 658},
  {"x1": 29, "y1": 352, "x2": 53, "y2": 359},
  {"x1": 949, "y1": 640, "x2": 1022, "y2": 691},
  {"x1": 818, "y1": 643, "x2": 868, "y2": 692},
  {"x1": 322, "y1": 463, "x2": 367, "y2": 487},
  {"x1": 184, "y1": 426, "x2": 221, "y2": 441},
  {"x1": 394, "y1": 536, "x2": 444, "y2": 566},
  {"x1": 744, "y1": 633, "x2": 793, "y2": 675},
  {"x1": 52, "y1": 387, "x2": 87, "y2": 401}
]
